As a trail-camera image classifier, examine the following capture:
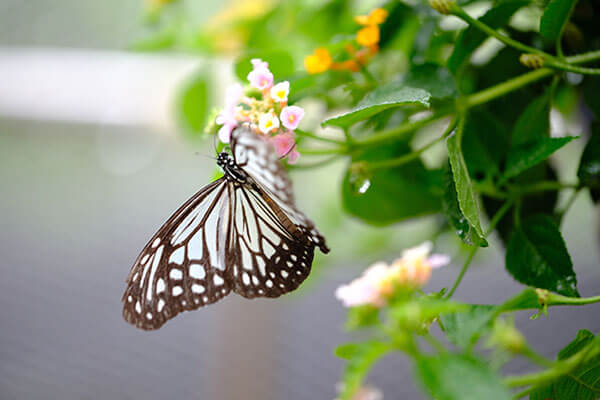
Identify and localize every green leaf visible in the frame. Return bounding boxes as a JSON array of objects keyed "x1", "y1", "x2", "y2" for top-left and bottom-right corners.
[
  {"x1": 539, "y1": 0, "x2": 578, "y2": 42},
  {"x1": 483, "y1": 163, "x2": 559, "y2": 245},
  {"x1": 503, "y1": 136, "x2": 577, "y2": 180},
  {"x1": 336, "y1": 341, "x2": 391, "y2": 400},
  {"x1": 530, "y1": 330, "x2": 600, "y2": 400},
  {"x1": 440, "y1": 305, "x2": 496, "y2": 349},
  {"x1": 461, "y1": 110, "x2": 509, "y2": 180},
  {"x1": 506, "y1": 214, "x2": 579, "y2": 297},
  {"x1": 578, "y1": 122, "x2": 600, "y2": 202},
  {"x1": 447, "y1": 133, "x2": 487, "y2": 245},
  {"x1": 176, "y1": 70, "x2": 210, "y2": 138},
  {"x1": 322, "y1": 83, "x2": 430, "y2": 128},
  {"x1": 341, "y1": 142, "x2": 442, "y2": 226},
  {"x1": 511, "y1": 94, "x2": 551, "y2": 146},
  {"x1": 404, "y1": 63, "x2": 457, "y2": 100},
  {"x1": 447, "y1": 0, "x2": 528, "y2": 74},
  {"x1": 234, "y1": 50, "x2": 295, "y2": 82},
  {"x1": 345, "y1": 305, "x2": 380, "y2": 331},
  {"x1": 442, "y1": 164, "x2": 487, "y2": 245},
  {"x1": 416, "y1": 354, "x2": 512, "y2": 400},
  {"x1": 558, "y1": 330, "x2": 596, "y2": 359}
]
